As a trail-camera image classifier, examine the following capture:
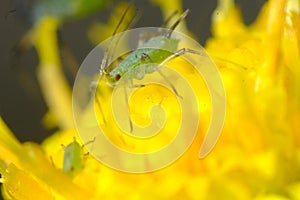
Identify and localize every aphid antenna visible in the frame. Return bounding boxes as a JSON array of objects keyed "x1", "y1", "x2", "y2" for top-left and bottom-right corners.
[
  {"x1": 107, "y1": 7, "x2": 140, "y2": 68},
  {"x1": 211, "y1": 56, "x2": 248, "y2": 70},
  {"x1": 165, "y1": 9, "x2": 190, "y2": 38},
  {"x1": 138, "y1": 10, "x2": 179, "y2": 47},
  {"x1": 60, "y1": 137, "x2": 76, "y2": 150},
  {"x1": 160, "y1": 10, "x2": 179, "y2": 28},
  {"x1": 97, "y1": 3, "x2": 137, "y2": 127},
  {"x1": 99, "y1": 2, "x2": 134, "y2": 75}
]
